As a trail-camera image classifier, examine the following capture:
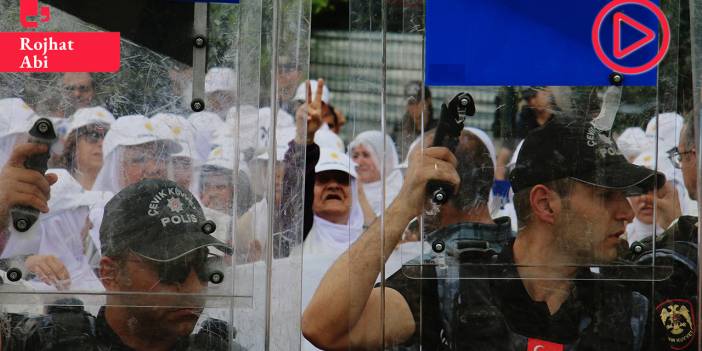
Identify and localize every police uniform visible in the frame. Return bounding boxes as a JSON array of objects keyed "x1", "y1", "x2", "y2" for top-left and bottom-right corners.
[
  {"x1": 3, "y1": 180, "x2": 244, "y2": 351},
  {"x1": 384, "y1": 219, "x2": 651, "y2": 351},
  {"x1": 629, "y1": 215, "x2": 698, "y2": 351},
  {"x1": 5, "y1": 304, "x2": 243, "y2": 350}
]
